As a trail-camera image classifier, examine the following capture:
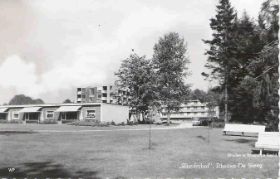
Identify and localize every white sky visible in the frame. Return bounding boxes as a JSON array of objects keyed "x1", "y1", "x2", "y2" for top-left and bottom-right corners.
[{"x1": 0, "y1": 0, "x2": 264, "y2": 104}]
